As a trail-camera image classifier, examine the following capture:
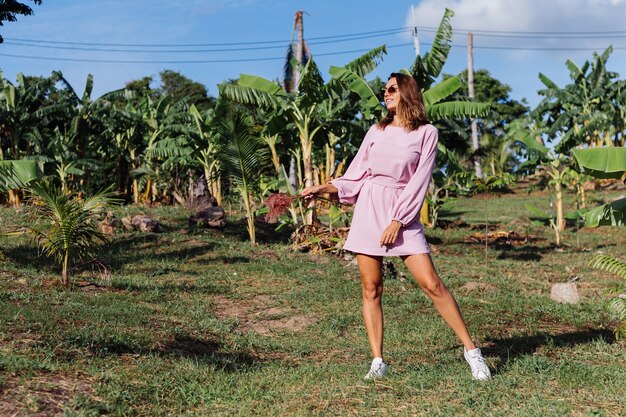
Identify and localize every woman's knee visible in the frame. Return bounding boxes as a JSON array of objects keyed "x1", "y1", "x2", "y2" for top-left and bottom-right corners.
[
  {"x1": 420, "y1": 275, "x2": 447, "y2": 298},
  {"x1": 361, "y1": 277, "x2": 383, "y2": 301}
]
